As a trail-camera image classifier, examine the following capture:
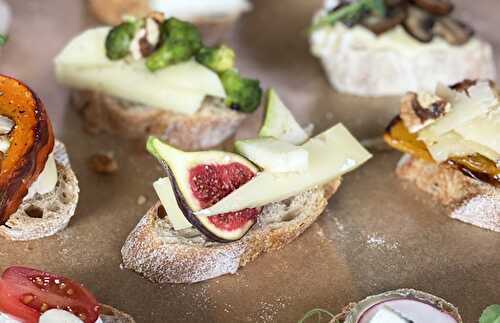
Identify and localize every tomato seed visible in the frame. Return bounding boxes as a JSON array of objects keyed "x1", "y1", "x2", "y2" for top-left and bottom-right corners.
[
  {"x1": 67, "y1": 288, "x2": 74, "y2": 295},
  {"x1": 22, "y1": 294, "x2": 34, "y2": 304},
  {"x1": 40, "y1": 303, "x2": 49, "y2": 312}
]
